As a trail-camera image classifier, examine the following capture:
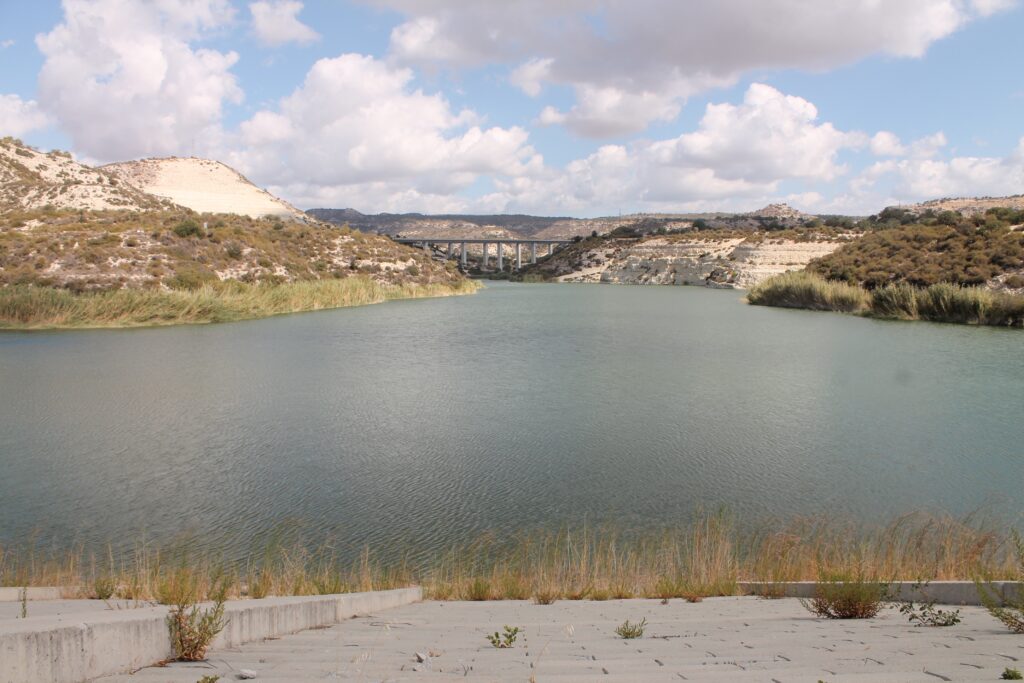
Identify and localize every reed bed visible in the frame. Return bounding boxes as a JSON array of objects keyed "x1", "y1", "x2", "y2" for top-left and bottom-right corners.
[
  {"x1": 748, "y1": 271, "x2": 1024, "y2": 327},
  {"x1": 1, "y1": 512, "x2": 1018, "y2": 602},
  {"x1": 0, "y1": 277, "x2": 480, "y2": 329}
]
